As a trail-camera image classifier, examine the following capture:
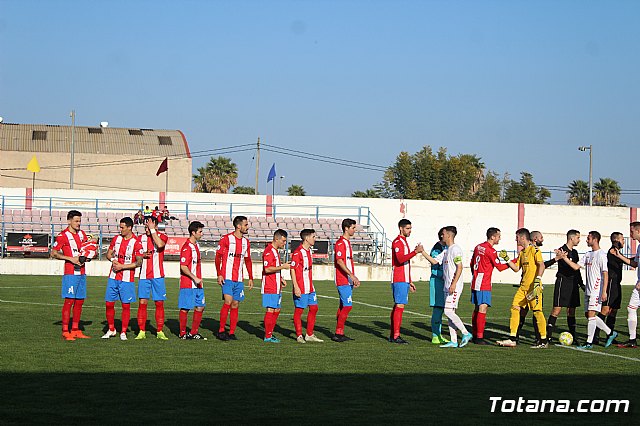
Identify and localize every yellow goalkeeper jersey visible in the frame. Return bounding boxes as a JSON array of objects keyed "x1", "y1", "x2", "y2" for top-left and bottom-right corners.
[{"x1": 514, "y1": 245, "x2": 543, "y2": 291}]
